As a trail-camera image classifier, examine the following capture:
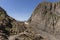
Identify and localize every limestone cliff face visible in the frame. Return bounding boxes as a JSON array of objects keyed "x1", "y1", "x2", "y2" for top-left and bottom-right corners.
[{"x1": 28, "y1": 2, "x2": 60, "y2": 39}]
